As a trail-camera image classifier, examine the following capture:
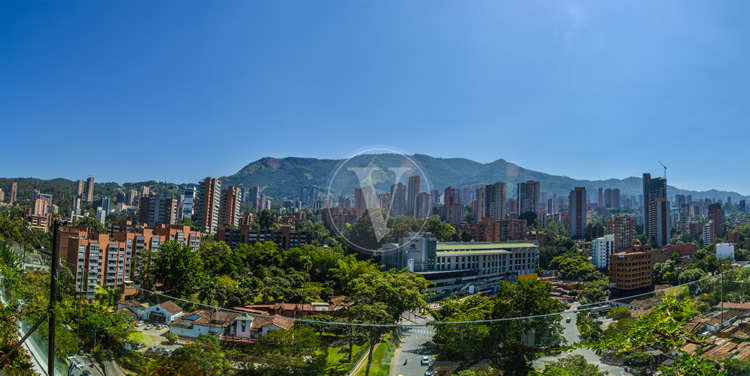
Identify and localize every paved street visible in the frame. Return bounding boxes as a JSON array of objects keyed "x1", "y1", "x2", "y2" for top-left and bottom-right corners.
[
  {"x1": 533, "y1": 303, "x2": 633, "y2": 376},
  {"x1": 390, "y1": 313, "x2": 435, "y2": 376}
]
